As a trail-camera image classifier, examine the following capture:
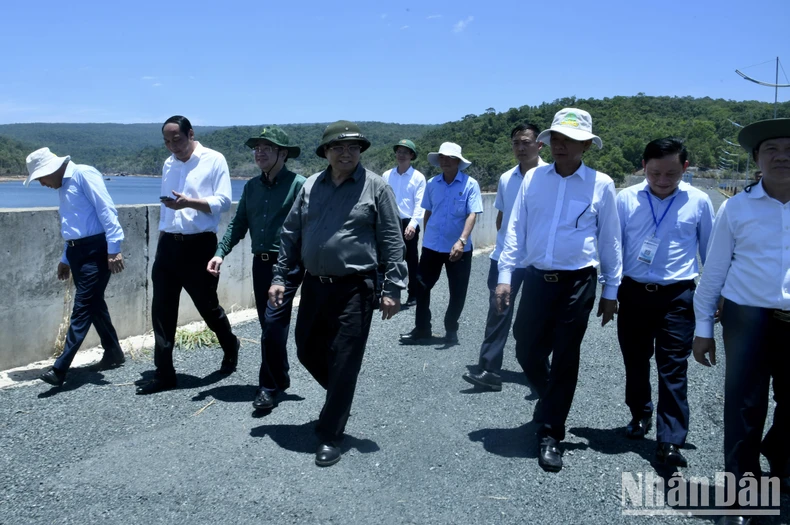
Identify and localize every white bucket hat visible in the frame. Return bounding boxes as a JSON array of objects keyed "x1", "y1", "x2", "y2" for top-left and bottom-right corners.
[
  {"x1": 537, "y1": 108, "x2": 603, "y2": 149},
  {"x1": 24, "y1": 147, "x2": 71, "y2": 186},
  {"x1": 427, "y1": 142, "x2": 472, "y2": 170}
]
